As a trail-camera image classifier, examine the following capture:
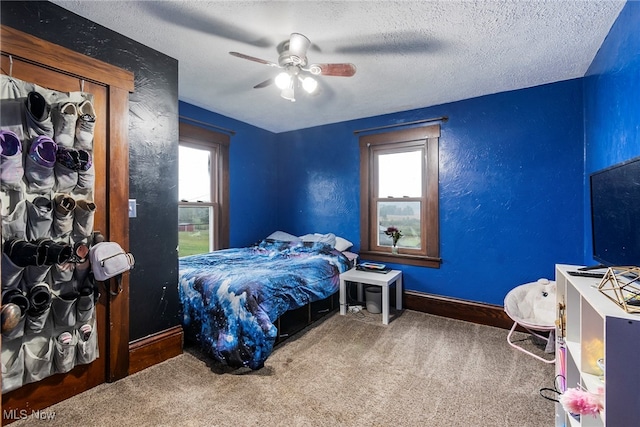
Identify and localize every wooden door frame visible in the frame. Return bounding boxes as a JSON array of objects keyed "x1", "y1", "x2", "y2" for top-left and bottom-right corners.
[{"x1": 1, "y1": 25, "x2": 134, "y2": 412}]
